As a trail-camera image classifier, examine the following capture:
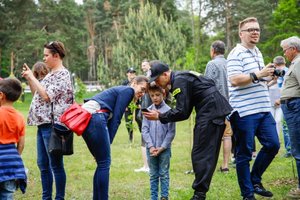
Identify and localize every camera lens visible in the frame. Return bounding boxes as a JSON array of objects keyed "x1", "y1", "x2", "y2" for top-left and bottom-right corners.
[{"x1": 273, "y1": 69, "x2": 285, "y2": 77}]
